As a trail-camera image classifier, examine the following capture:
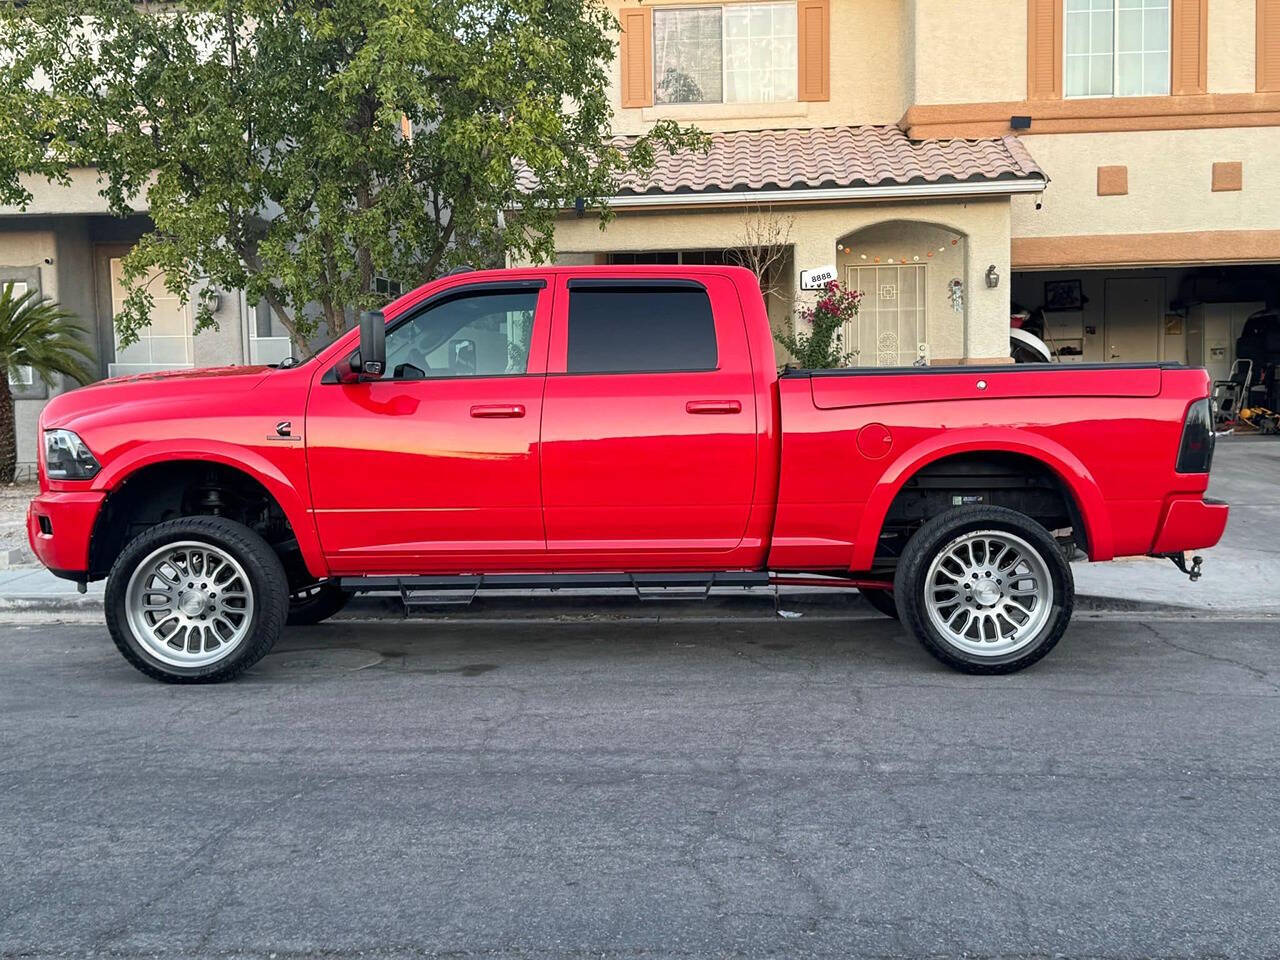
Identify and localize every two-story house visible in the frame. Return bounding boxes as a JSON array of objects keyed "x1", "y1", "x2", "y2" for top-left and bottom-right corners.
[{"x1": 546, "y1": 0, "x2": 1280, "y2": 375}]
